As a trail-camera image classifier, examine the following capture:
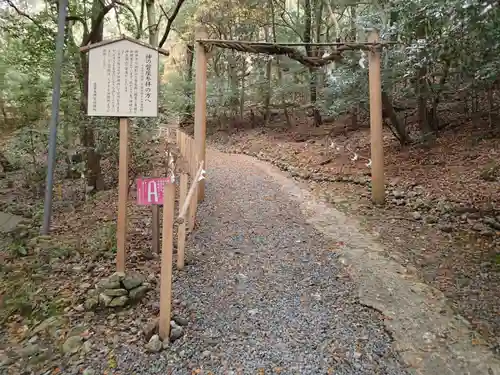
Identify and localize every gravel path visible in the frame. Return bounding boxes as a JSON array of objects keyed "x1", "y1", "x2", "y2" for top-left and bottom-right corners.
[
  {"x1": 114, "y1": 150, "x2": 409, "y2": 374},
  {"x1": 76, "y1": 150, "x2": 410, "y2": 374},
  {"x1": 174, "y1": 151, "x2": 410, "y2": 373}
]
